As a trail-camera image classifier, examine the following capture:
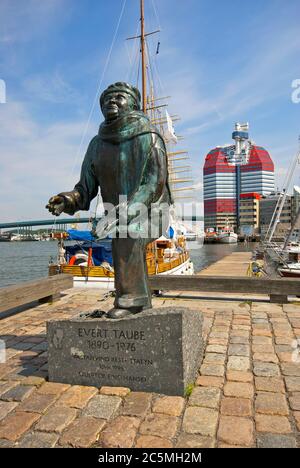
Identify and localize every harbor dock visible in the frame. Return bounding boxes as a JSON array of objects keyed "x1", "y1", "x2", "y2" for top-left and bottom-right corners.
[
  {"x1": 0, "y1": 252, "x2": 300, "y2": 448},
  {"x1": 197, "y1": 252, "x2": 252, "y2": 277}
]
